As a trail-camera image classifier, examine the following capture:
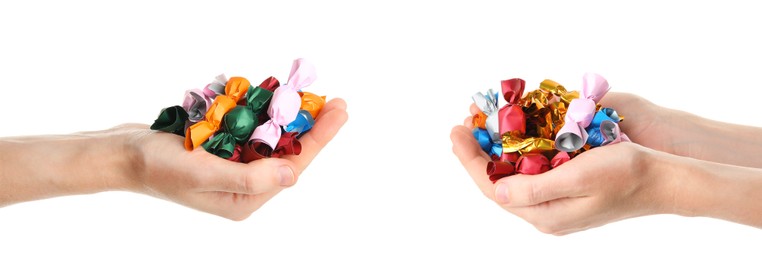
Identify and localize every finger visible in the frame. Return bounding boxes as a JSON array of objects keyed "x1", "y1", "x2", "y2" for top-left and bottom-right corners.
[
  {"x1": 494, "y1": 164, "x2": 585, "y2": 207},
  {"x1": 321, "y1": 97, "x2": 347, "y2": 113},
  {"x1": 463, "y1": 116, "x2": 474, "y2": 128},
  {"x1": 470, "y1": 103, "x2": 480, "y2": 116},
  {"x1": 450, "y1": 125, "x2": 494, "y2": 200},
  {"x1": 204, "y1": 157, "x2": 298, "y2": 195},
  {"x1": 282, "y1": 98, "x2": 348, "y2": 175}
]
